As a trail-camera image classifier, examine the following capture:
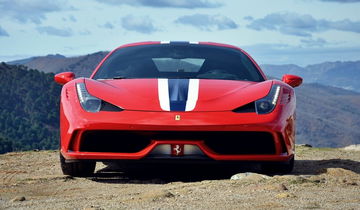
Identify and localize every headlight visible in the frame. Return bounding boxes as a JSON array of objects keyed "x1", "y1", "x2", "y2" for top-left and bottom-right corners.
[
  {"x1": 76, "y1": 83, "x2": 102, "y2": 112},
  {"x1": 255, "y1": 85, "x2": 281, "y2": 114}
]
